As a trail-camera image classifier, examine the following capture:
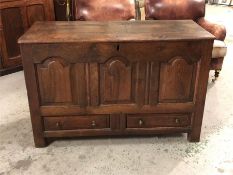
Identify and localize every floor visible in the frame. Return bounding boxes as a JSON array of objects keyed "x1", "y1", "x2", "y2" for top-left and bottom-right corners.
[{"x1": 0, "y1": 5, "x2": 233, "y2": 175}]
